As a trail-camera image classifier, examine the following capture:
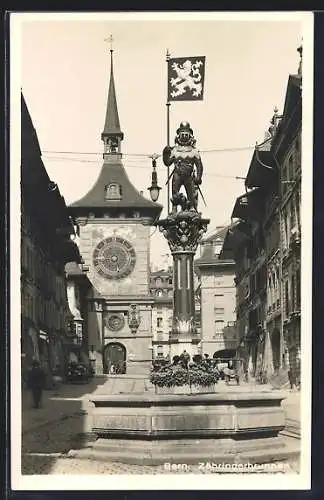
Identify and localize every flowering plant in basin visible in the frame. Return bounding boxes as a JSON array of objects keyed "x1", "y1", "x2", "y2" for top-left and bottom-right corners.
[
  {"x1": 188, "y1": 364, "x2": 219, "y2": 387},
  {"x1": 150, "y1": 359, "x2": 219, "y2": 388},
  {"x1": 150, "y1": 364, "x2": 188, "y2": 387}
]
